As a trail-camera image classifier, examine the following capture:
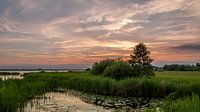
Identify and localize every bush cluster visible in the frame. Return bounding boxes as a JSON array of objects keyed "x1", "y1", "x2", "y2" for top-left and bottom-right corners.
[
  {"x1": 90, "y1": 60, "x2": 138, "y2": 80},
  {"x1": 90, "y1": 61, "x2": 114, "y2": 75},
  {"x1": 103, "y1": 62, "x2": 136, "y2": 80}
]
